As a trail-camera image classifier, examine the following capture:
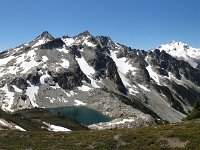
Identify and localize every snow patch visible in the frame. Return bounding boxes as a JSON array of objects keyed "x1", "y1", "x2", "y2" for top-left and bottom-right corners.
[
  {"x1": 0, "y1": 119, "x2": 9, "y2": 127},
  {"x1": 0, "y1": 119, "x2": 26, "y2": 131},
  {"x1": 108, "y1": 118, "x2": 135, "y2": 125},
  {"x1": 58, "y1": 97, "x2": 68, "y2": 103},
  {"x1": 76, "y1": 56, "x2": 101, "y2": 88},
  {"x1": 60, "y1": 59, "x2": 70, "y2": 68},
  {"x1": 0, "y1": 56, "x2": 15, "y2": 66},
  {"x1": 76, "y1": 56, "x2": 95, "y2": 76},
  {"x1": 49, "y1": 125, "x2": 71, "y2": 132},
  {"x1": 40, "y1": 73, "x2": 51, "y2": 84},
  {"x1": 57, "y1": 45, "x2": 69, "y2": 53},
  {"x1": 84, "y1": 39, "x2": 96, "y2": 47},
  {"x1": 0, "y1": 55, "x2": 19, "y2": 77},
  {"x1": 20, "y1": 50, "x2": 40, "y2": 73},
  {"x1": 43, "y1": 122, "x2": 71, "y2": 132},
  {"x1": 42, "y1": 56, "x2": 48, "y2": 62},
  {"x1": 138, "y1": 84, "x2": 150, "y2": 92},
  {"x1": 46, "y1": 97, "x2": 56, "y2": 103},
  {"x1": 145, "y1": 57, "x2": 160, "y2": 85},
  {"x1": 46, "y1": 95, "x2": 69, "y2": 103},
  {"x1": 26, "y1": 81, "x2": 39, "y2": 107},
  {"x1": 74, "y1": 99, "x2": 86, "y2": 106},
  {"x1": 110, "y1": 50, "x2": 137, "y2": 76},
  {"x1": 62, "y1": 38, "x2": 75, "y2": 46},
  {"x1": 88, "y1": 116, "x2": 151, "y2": 130},
  {"x1": 14, "y1": 125, "x2": 26, "y2": 131},
  {"x1": 129, "y1": 88, "x2": 139, "y2": 95},
  {"x1": 118, "y1": 71, "x2": 139, "y2": 94},
  {"x1": 32, "y1": 38, "x2": 50, "y2": 48},
  {"x1": 1, "y1": 84, "x2": 15, "y2": 112},
  {"x1": 168, "y1": 72, "x2": 183, "y2": 85},
  {"x1": 12, "y1": 85, "x2": 23, "y2": 93},
  {"x1": 78, "y1": 85, "x2": 92, "y2": 91},
  {"x1": 110, "y1": 50, "x2": 138, "y2": 94}
]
